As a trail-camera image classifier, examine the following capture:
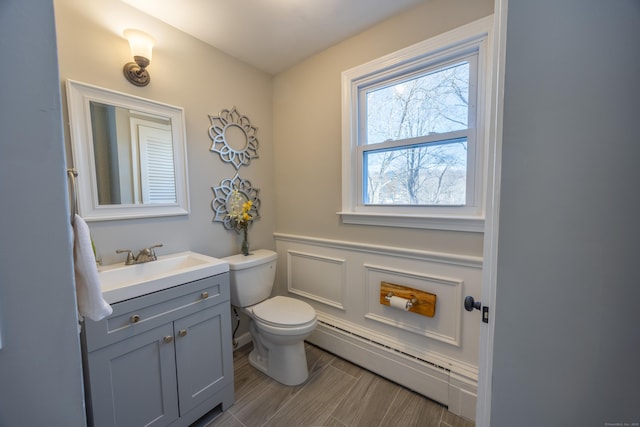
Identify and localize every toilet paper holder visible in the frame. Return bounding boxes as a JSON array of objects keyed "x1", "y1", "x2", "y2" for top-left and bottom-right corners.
[
  {"x1": 384, "y1": 292, "x2": 418, "y2": 309},
  {"x1": 379, "y1": 281, "x2": 437, "y2": 317}
]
